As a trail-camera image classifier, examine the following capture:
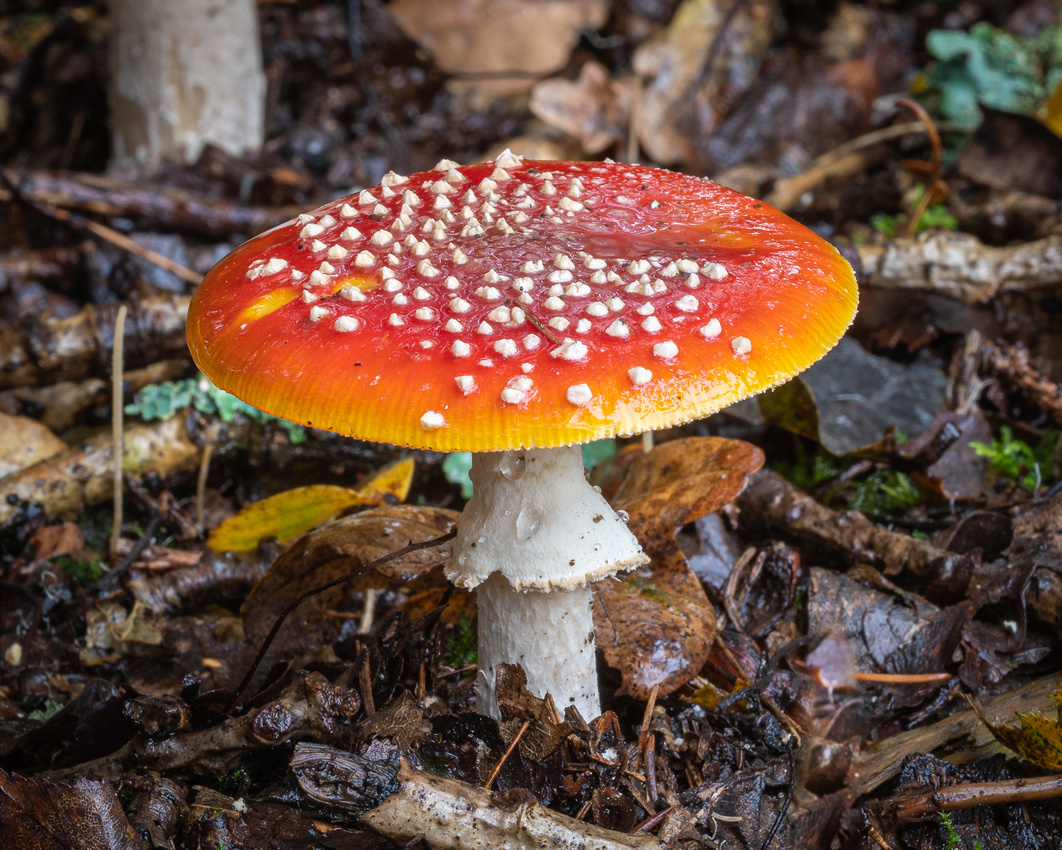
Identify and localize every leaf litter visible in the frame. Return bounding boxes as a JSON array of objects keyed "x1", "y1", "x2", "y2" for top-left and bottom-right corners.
[{"x1": 2, "y1": 0, "x2": 1062, "y2": 848}]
